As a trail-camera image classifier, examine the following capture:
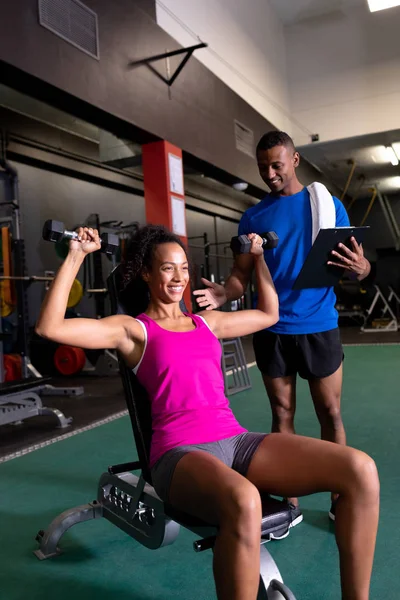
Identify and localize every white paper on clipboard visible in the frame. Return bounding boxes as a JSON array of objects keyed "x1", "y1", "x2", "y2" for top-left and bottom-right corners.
[
  {"x1": 171, "y1": 196, "x2": 187, "y2": 237},
  {"x1": 168, "y1": 153, "x2": 184, "y2": 196}
]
